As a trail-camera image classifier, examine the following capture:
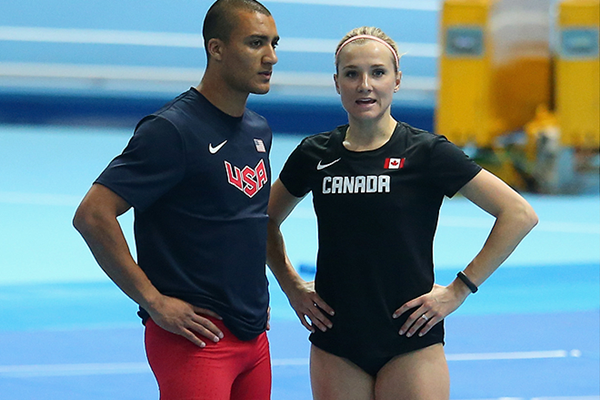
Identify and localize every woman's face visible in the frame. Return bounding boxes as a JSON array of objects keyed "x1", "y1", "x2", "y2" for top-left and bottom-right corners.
[{"x1": 334, "y1": 40, "x2": 401, "y2": 122}]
